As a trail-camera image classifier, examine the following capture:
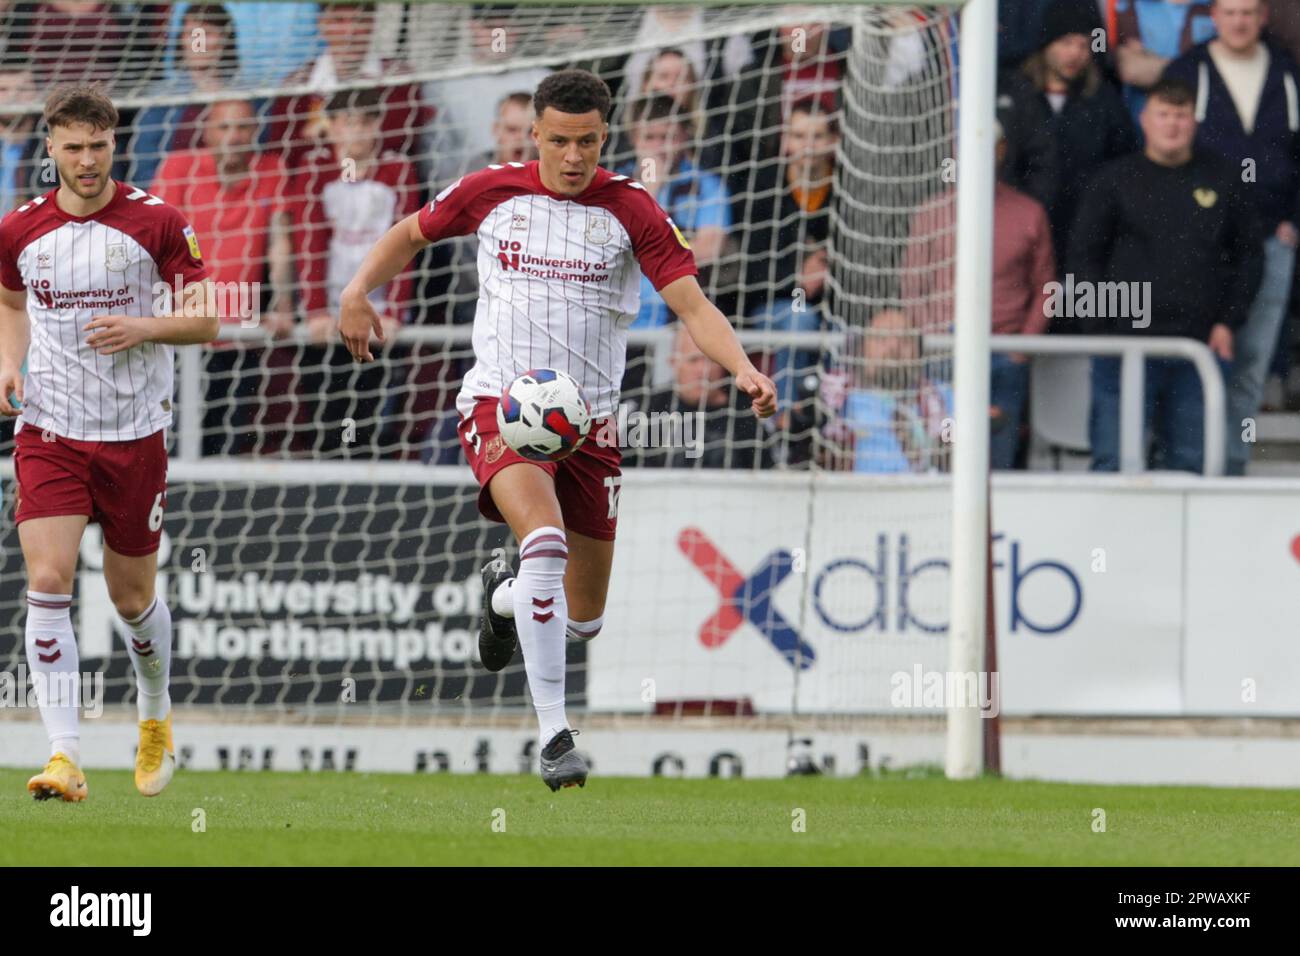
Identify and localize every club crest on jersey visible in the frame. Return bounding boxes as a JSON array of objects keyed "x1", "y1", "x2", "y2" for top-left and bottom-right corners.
[
  {"x1": 585, "y1": 212, "x2": 611, "y2": 244},
  {"x1": 105, "y1": 244, "x2": 131, "y2": 272},
  {"x1": 485, "y1": 434, "x2": 507, "y2": 464}
]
